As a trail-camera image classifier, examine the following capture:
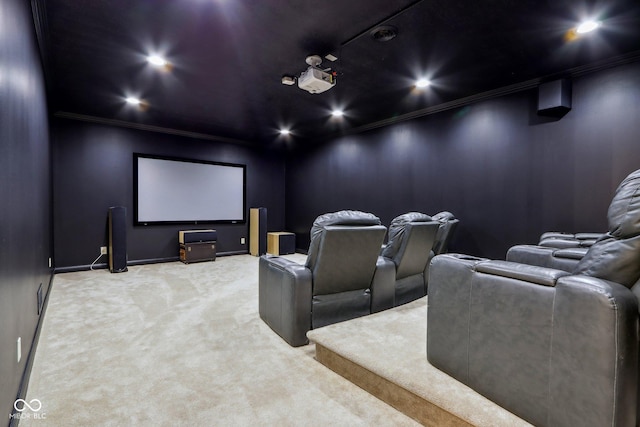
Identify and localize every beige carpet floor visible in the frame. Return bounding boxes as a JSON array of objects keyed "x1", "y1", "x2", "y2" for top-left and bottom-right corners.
[
  {"x1": 22, "y1": 254, "x2": 420, "y2": 426},
  {"x1": 23, "y1": 253, "x2": 529, "y2": 426}
]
